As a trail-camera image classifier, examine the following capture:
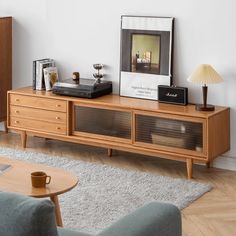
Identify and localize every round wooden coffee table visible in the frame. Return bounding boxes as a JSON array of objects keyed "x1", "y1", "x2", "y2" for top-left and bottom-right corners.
[{"x1": 0, "y1": 156, "x2": 78, "y2": 227}]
